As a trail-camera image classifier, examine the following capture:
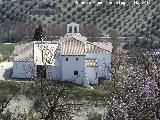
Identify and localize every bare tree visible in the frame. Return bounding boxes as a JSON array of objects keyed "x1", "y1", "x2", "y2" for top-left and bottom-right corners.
[
  {"x1": 25, "y1": 27, "x2": 83, "y2": 120},
  {"x1": 0, "y1": 81, "x2": 20, "y2": 113}
]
